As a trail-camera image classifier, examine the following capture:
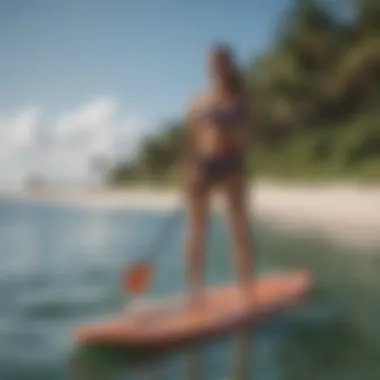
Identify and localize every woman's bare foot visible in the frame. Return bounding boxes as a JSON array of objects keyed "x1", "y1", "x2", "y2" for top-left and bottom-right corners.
[{"x1": 187, "y1": 286, "x2": 205, "y2": 310}]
